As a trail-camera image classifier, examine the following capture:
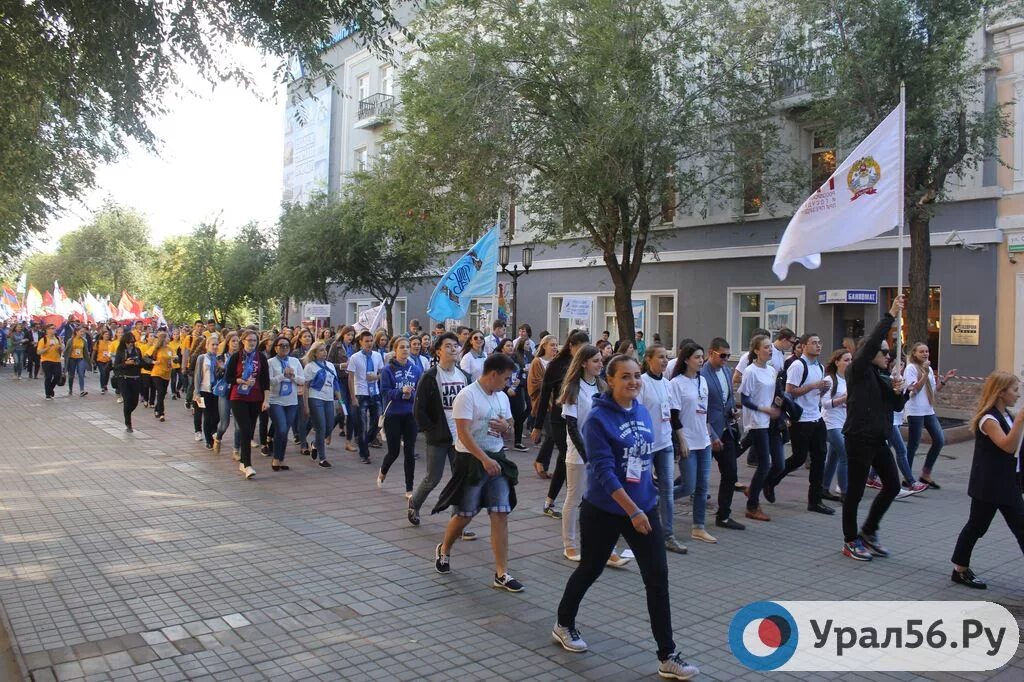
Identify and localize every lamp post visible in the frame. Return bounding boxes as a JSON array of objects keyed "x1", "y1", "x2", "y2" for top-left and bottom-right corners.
[{"x1": 498, "y1": 243, "x2": 533, "y2": 334}]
